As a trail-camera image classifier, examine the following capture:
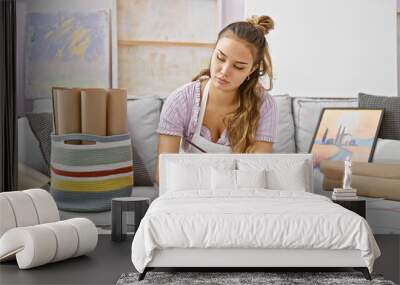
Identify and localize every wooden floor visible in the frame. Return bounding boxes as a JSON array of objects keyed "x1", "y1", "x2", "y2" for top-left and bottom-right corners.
[{"x1": 1, "y1": 234, "x2": 398, "y2": 285}]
